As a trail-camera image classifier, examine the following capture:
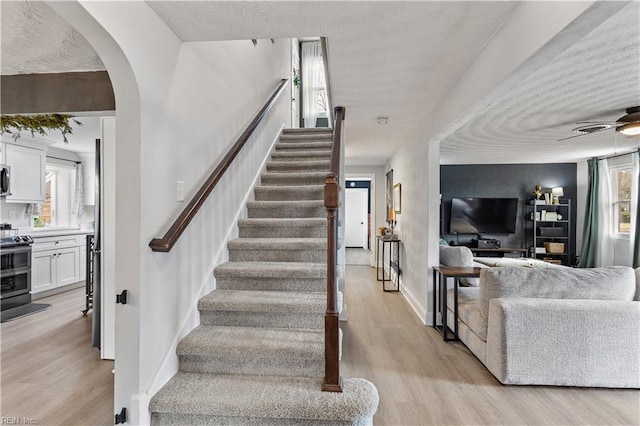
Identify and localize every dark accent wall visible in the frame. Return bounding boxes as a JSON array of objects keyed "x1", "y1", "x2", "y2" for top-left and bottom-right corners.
[
  {"x1": 440, "y1": 163, "x2": 577, "y2": 259},
  {"x1": 1, "y1": 71, "x2": 115, "y2": 114}
]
